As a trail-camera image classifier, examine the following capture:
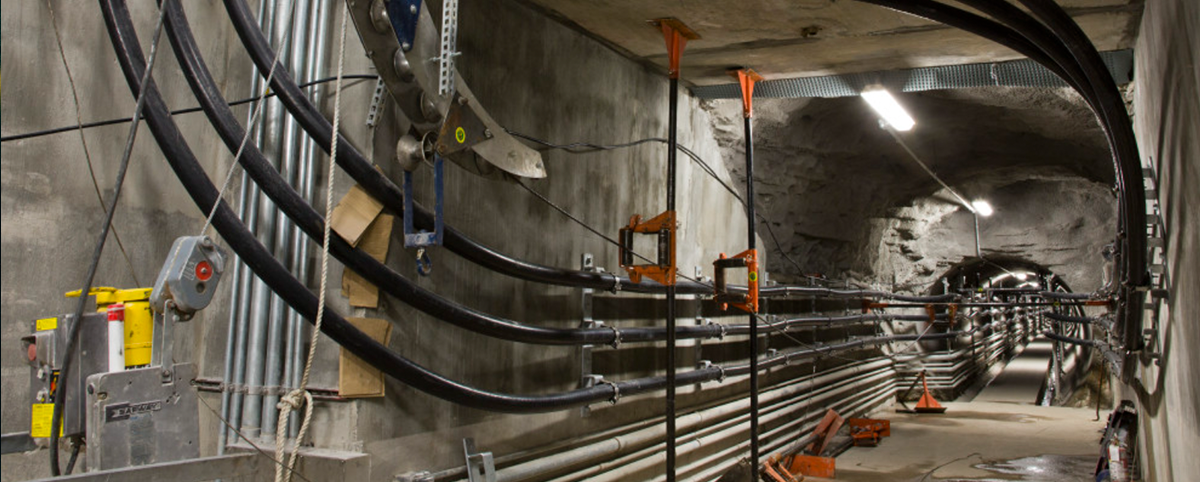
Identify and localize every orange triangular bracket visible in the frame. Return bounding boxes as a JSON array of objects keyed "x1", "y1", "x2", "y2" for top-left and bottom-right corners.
[
  {"x1": 652, "y1": 18, "x2": 699, "y2": 79},
  {"x1": 728, "y1": 68, "x2": 763, "y2": 118},
  {"x1": 914, "y1": 370, "x2": 947, "y2": 413}
]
